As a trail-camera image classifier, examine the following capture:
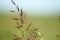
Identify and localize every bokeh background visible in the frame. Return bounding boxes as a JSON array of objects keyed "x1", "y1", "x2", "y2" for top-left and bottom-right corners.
[{"x1": 0, "y1": 0, "x2": 60, "y2": 40}]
